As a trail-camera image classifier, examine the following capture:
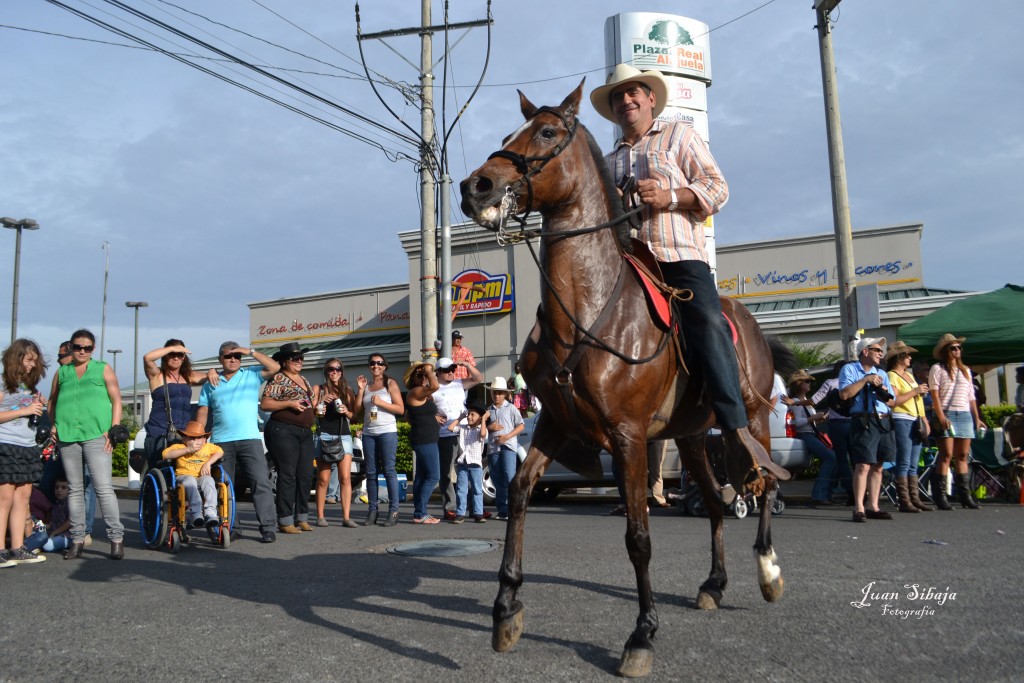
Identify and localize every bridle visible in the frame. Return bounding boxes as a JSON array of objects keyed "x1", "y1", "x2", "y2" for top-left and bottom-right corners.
[{"x1": 486, "y1": 105, "x2": 579, "y2": 231}]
